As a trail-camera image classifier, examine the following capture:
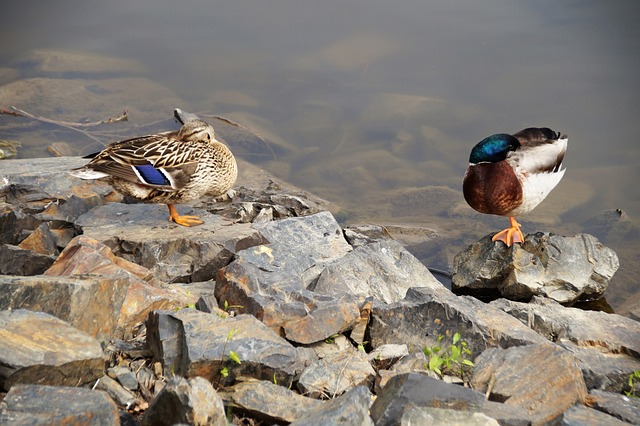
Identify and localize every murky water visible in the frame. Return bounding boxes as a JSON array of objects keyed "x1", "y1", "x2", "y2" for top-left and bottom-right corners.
[{"x1": 1, "y1": 0, "x2": 639, "y2": 313}]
